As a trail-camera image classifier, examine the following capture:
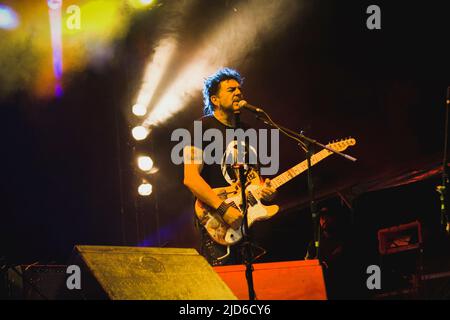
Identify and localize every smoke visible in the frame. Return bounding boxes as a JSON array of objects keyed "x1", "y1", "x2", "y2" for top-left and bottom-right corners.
[
  {"x1": 141, "y1": 0, "x2": 302, "y2": 127},
  {"x1": 199, "y1": 0, "x2": 301, "y2": 67},
  {"x1": 132, "y1": 0, "x2": 198, "y2": 118}
]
